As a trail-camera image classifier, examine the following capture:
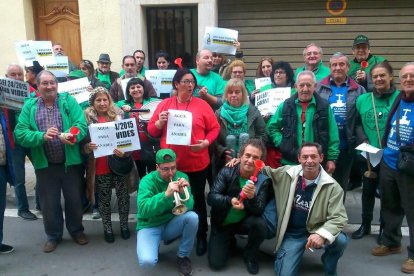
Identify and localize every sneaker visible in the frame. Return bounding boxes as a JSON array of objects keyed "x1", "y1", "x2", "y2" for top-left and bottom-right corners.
[
  {"x1": 0, "y1": 244, "x2": 14, "y2": 254},
  {"x1": 371, "y1": 245, "x2": 402, "y2": 256},
  {"x1": 177, "y1": 256, "x2": 193, "y2": 276},
  {"x1": 17, "y1": 210, "x2": 38, "y2": 220},
  {"x1": 92, "y1": 209, "x2": 101, "y2": 219},
  {"x1": 402, "y1": 258, "x2": 414, "y2": 273}
]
